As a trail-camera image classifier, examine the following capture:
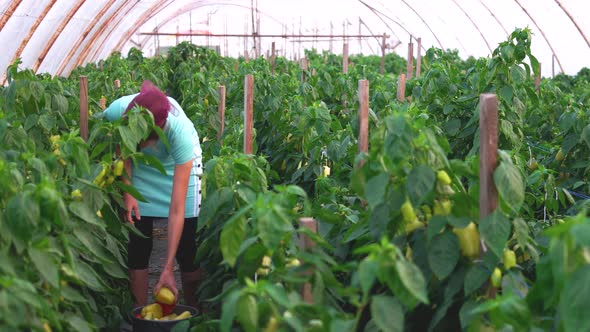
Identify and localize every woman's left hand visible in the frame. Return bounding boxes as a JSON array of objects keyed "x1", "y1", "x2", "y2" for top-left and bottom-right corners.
[{"x1": 154, "y1": 268, "x2": 178, "y2": 299}]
